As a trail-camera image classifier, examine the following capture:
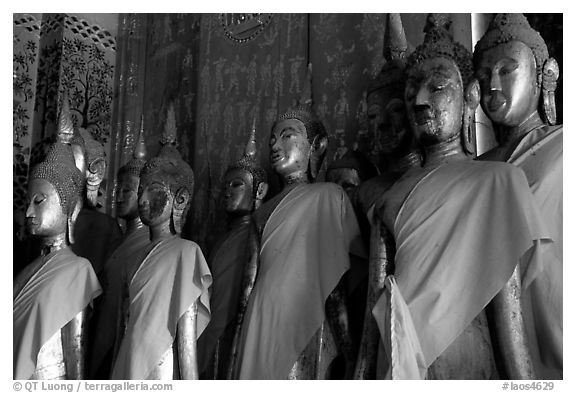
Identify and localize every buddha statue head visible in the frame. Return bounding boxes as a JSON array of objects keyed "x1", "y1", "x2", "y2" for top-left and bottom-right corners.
[
  {"x1": 368, "y1": 13, "x2": 414, "y2": 159},
  {"x1": 270, "y1": 105, "x2": 328, "y2": 186},
  {"x1": 405, "y1": 13, "x2": 480, "y2": 160},
  {"x1": 57, "y1": 93, "x2": 107, "y2": 208},
  {"x1": 138, "y1": 115, "x2": 194, "y2": 237},
  {"x1": 222, "y1": 125, "x2": 269, "y2": 218},
  {"x1": 26, "y1": 132, "x2": 84, "y2": 249},
  {"x1": 326, "y1": 150, "x2": 378, "y2": 198},
  {"x1": 116, "y1": 117, "x2": 147, "y2": 221},
  {"x1": 473, "y1": 13, "x2": 559, "y2": 129}
]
